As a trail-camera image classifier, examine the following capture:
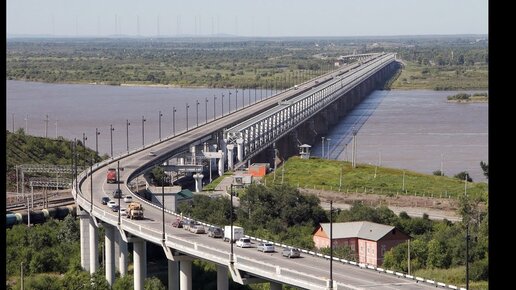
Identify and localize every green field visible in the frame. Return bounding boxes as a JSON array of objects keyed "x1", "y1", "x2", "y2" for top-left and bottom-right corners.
[
  {"x1": 263, "y1": 157, "x2": 488, "y2": 201},
  {"x1": 391, "y1": 61, "x2": 488, "y2": 90}
]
